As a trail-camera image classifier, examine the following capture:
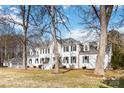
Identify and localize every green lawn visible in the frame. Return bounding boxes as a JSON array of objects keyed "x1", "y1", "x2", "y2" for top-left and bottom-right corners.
[{"x1": 0, "y1": 68, "x2": 124, "y2": 88}]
